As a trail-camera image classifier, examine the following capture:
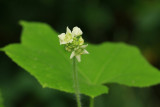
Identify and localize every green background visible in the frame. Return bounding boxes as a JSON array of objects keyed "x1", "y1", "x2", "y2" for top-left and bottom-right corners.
[{"x1": 0, "y1": 0, "x2": 160, "y2": 107}]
